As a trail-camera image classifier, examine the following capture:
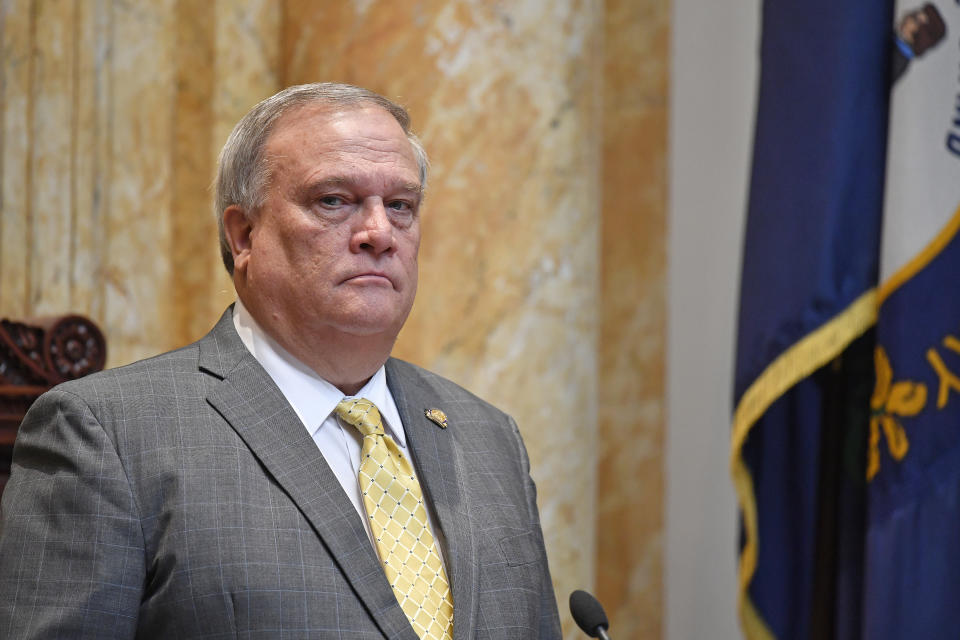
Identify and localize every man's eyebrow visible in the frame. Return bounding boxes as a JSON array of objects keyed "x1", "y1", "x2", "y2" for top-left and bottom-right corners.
[
  {"x1": 307, "y1": 176, "x2": 424, "y2": 194},
  {"x1": 398, "y1": 182, "x2": 425, "y2": 195}
]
